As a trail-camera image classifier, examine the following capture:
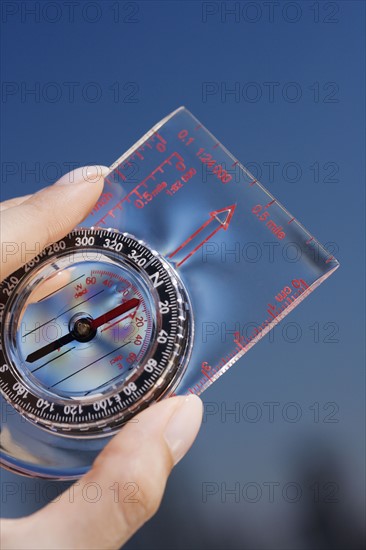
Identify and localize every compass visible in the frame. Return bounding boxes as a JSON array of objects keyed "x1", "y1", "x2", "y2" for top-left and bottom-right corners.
[
  {"x1": 0, "y1": 107, "x2": 338, "y2": 479},
  {"x1": 0, "y1": 228, "x2": 193, "y2": 438}
]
